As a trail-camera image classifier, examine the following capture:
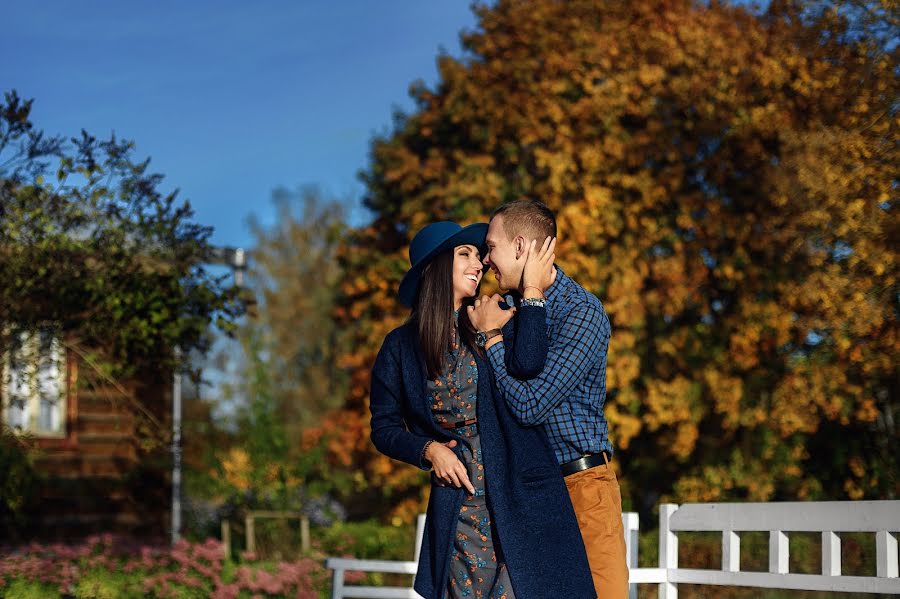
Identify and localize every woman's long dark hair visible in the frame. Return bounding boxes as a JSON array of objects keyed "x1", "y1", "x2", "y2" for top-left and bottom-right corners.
[{"x1": 412, "y1": 248, "x2": 483, "y2": 380}]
